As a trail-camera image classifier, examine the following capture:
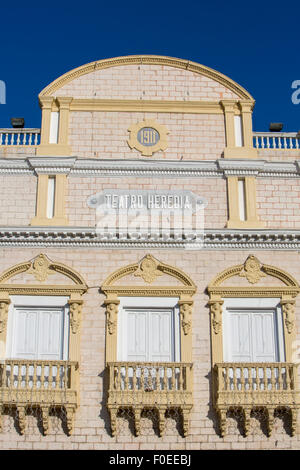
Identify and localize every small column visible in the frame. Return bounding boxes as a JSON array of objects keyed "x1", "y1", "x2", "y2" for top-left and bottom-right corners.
[
  {"x1": 36, "y1": 96, "x2": 72, "y2": 156},
  {"x1": 105, "y1": 296, "x2": 120, "y2": 363},
  {"x1": 222, "y1": 99, "x2": 257, "y2": 159},
  {"x1": 178, "y1": 296, "x2": 193, "y2": 363},
  {"x1": 39, "y1": 97, "x2": 54, "y2": 145},
  {"x1": 0, "y1": 294, "x2": 10, "y2": 360},
  {"x1": 226, "y1": 175, "x2": 265, "y2": 229}
]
